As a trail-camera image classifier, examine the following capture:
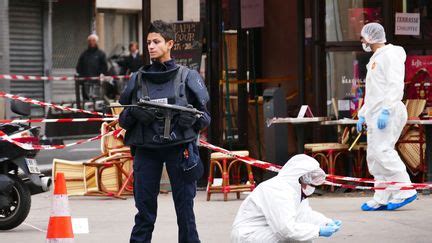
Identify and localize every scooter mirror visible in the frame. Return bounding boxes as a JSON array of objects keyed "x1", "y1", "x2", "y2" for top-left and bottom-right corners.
[{"x1": 11, "y1": 99, "x2": 31, "y2": 117}]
